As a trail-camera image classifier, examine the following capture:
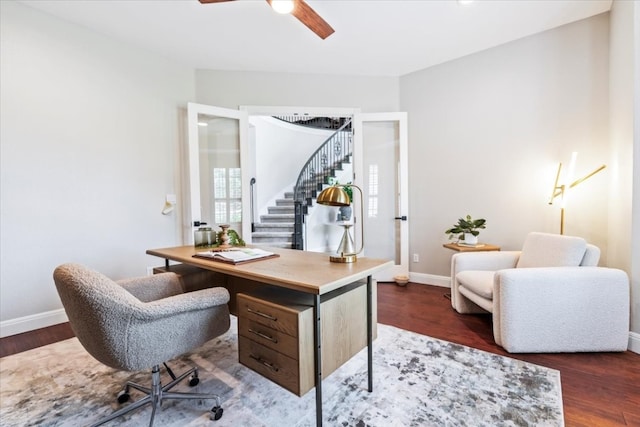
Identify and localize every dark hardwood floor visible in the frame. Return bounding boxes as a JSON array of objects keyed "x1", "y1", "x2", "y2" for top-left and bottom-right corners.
[{"x1": 1, "y1": 283, "x2": 639, "y2": 426}]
